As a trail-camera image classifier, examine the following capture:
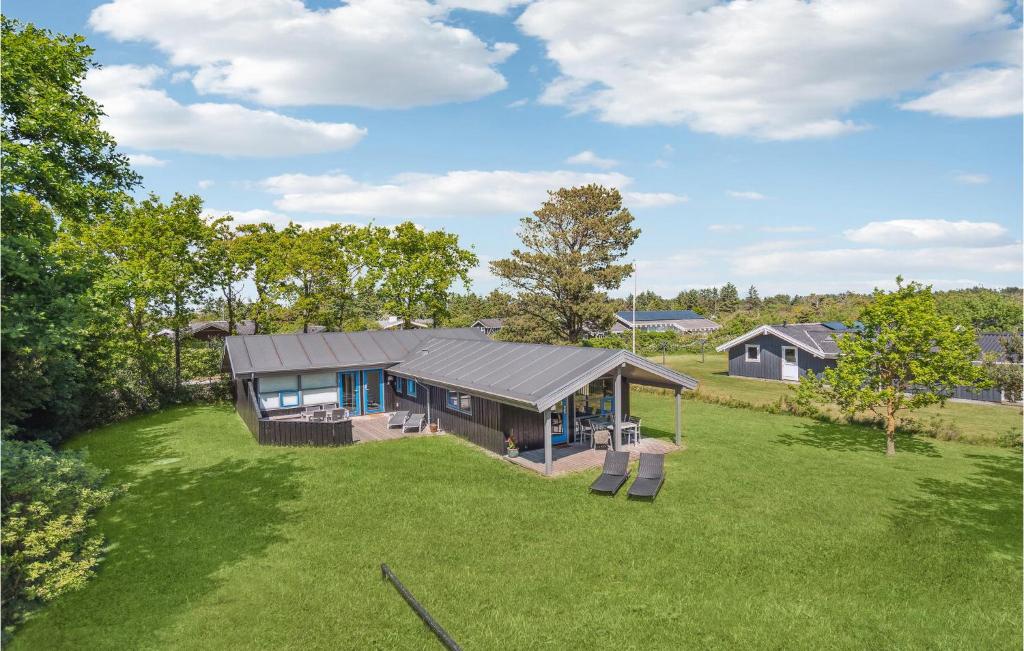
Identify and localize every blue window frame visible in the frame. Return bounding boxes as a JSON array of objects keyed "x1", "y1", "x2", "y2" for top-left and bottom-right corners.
[
  {"x1": 280, "y1": 390, "x2": 300, "y2": 407},
  {"x1": 406, "y1": 379, "x2": 417, "y2": 397},
  {"x1": 395, "y1": 377, "x2": 403, "y2": 395},
  {"x1": 446, "y1": 390, "x2": 472, "y2": 414}
]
